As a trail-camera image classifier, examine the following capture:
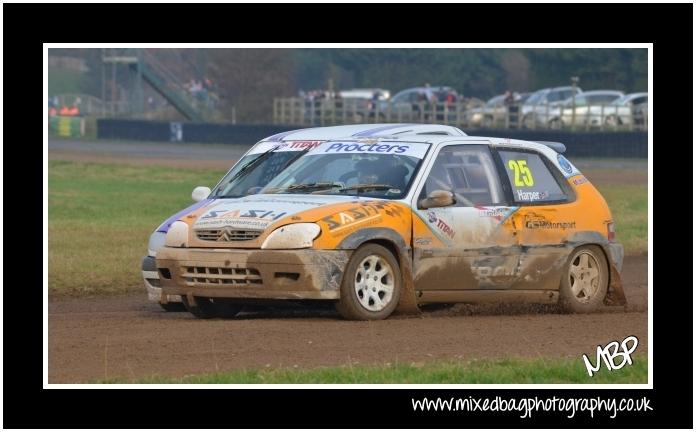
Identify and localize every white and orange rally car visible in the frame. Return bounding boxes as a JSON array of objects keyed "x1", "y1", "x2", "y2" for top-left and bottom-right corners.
[{"x1": 156, "y1": 128, "x2": 625, "y2": 320}]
